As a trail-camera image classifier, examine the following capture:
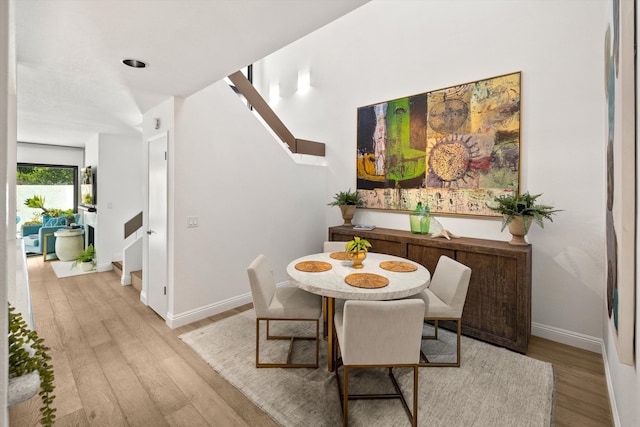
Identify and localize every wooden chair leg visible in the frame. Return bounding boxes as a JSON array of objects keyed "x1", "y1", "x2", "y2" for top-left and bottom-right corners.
[
  {"x1": 343, "y1": 366, "x2": 349, "y2": 427},
  {"x1": 455, "y1": 318, "x2": 461, "y2": 367},
  {"x1": 413, "y1": 365, "x2": 418, "y2": 427},
  {"x1": 256, "y1": 318, "x2": 319, "y2": 368},
  {"x1": 419, "y1": 317, "x2": 462, "y2": 367},
  {"x1": 255, "y1": 319, "x2": 260, "y2": 368}
]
